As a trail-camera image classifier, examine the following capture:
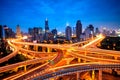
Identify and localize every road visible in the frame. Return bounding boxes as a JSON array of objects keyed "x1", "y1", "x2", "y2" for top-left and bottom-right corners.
[{"x1": 0, "y1": 34, "x2": 120, "y2": 80}]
